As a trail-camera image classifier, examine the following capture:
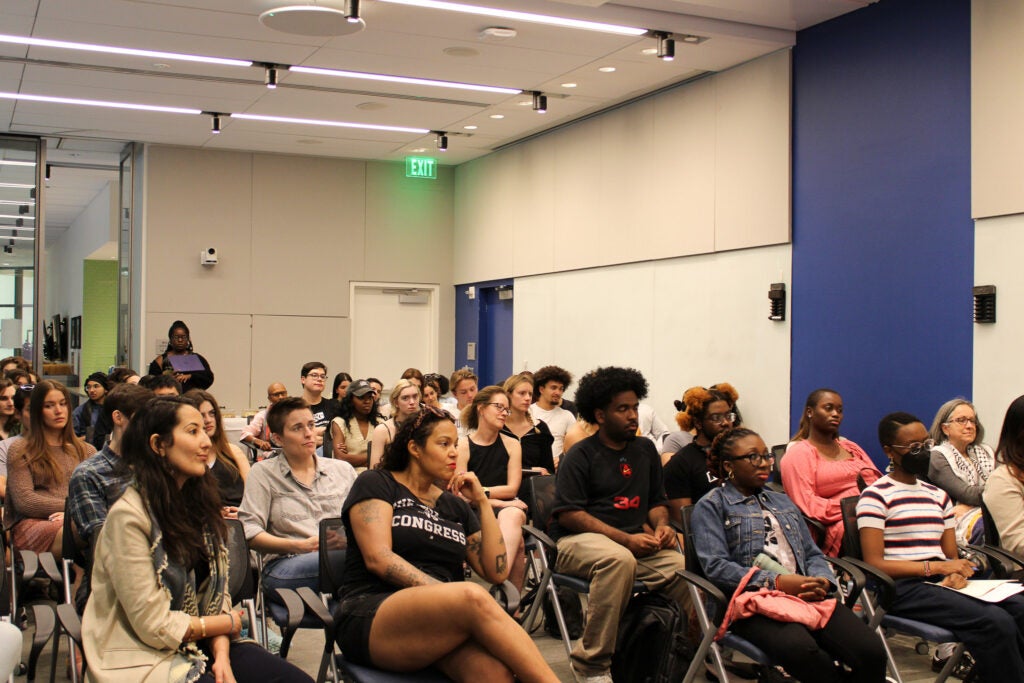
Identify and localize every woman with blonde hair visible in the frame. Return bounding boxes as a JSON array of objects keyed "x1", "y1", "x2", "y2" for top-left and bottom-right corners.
[
  {"x1": 184, "y1": 389, "x2": 250, "y2": 515},
  {"x1": 501, "y1": 373, "x2": 554, "y2": 474},
  {"x1": 457, "y1": 386, "x2": 528, "y2": 591},
  {"x1": 663, "y1": 384, "x2": 738, "y2": 522},
  {"x1": 368, "y1": 380, "x2": 421, "y2": 469},
  {"x1": 5, "y1": 380, "x2": 95, "y2": 556}
]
